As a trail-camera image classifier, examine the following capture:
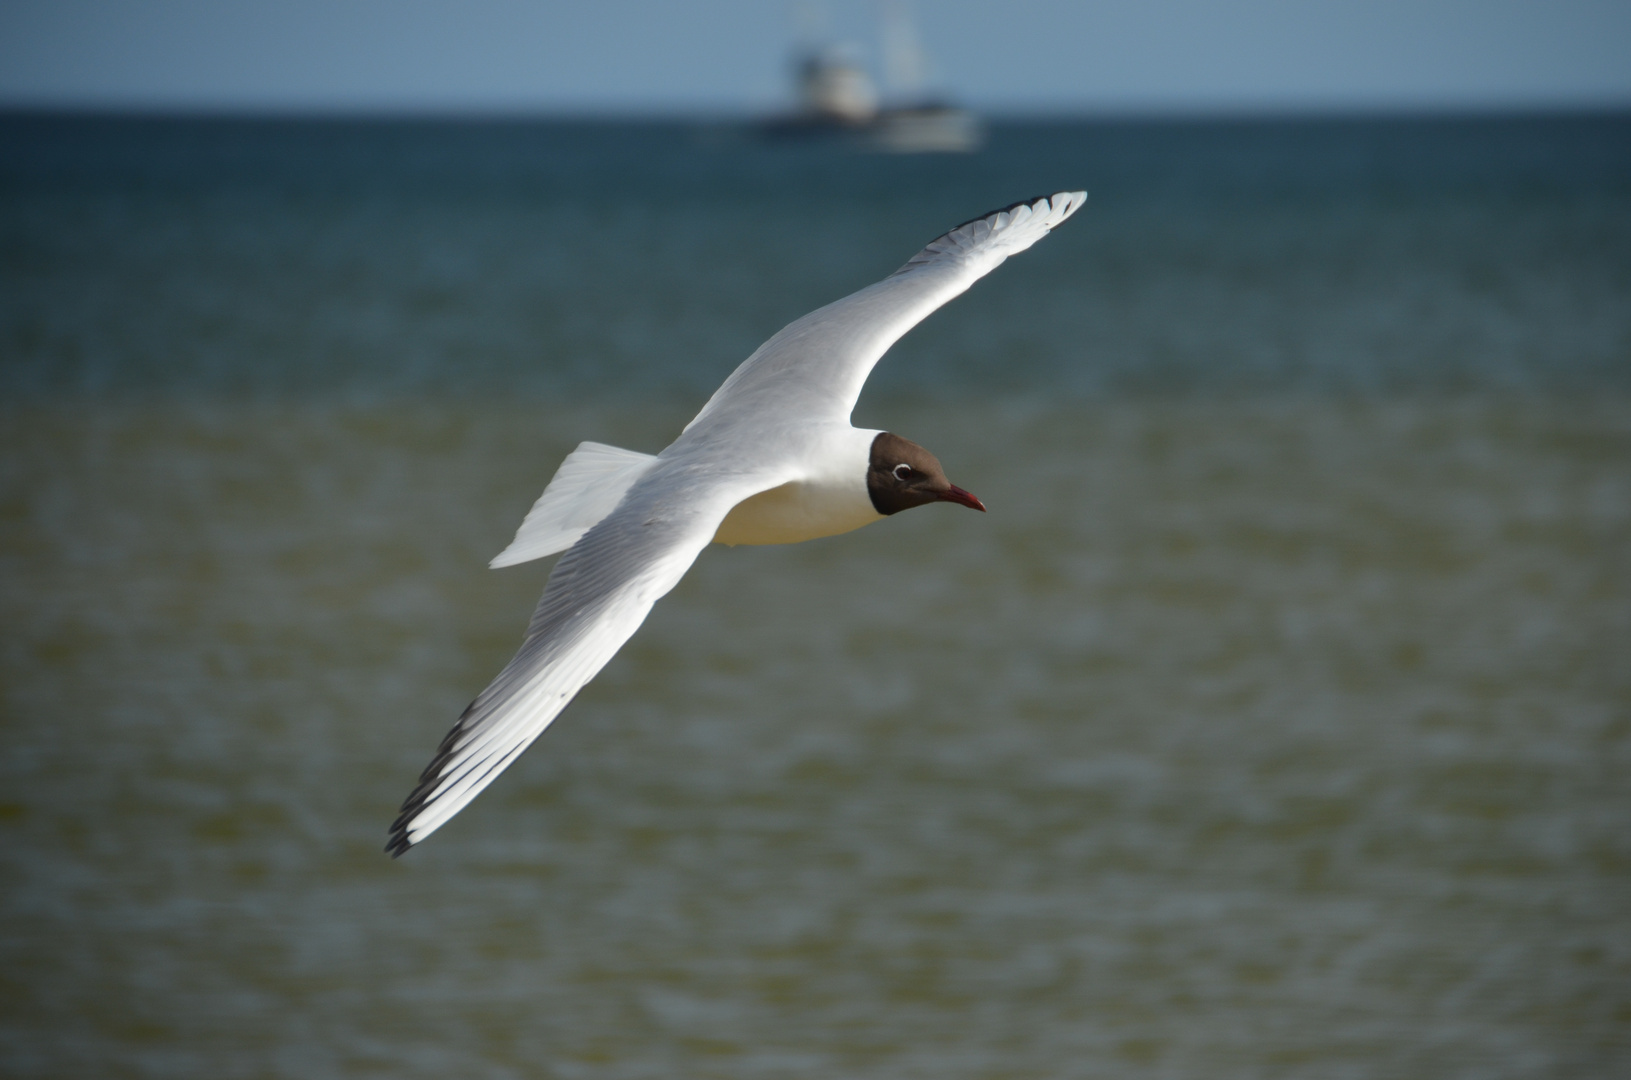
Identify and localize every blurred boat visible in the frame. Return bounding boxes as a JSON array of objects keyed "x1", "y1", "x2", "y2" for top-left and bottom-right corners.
[{"x1": 759, "y1": 2, "x2": 983, "y2": 153}]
